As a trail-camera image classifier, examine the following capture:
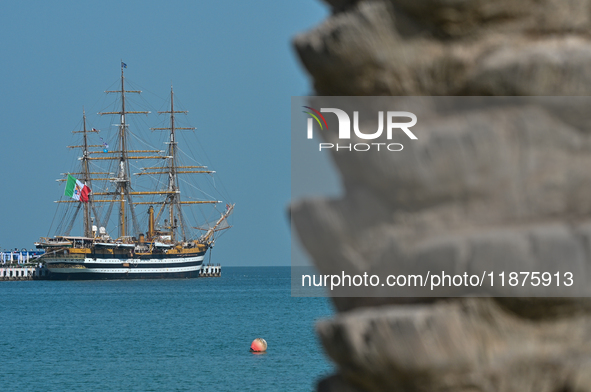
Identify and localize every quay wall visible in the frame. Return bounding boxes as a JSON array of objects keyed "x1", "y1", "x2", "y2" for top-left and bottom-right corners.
[{"x1": 0, "y1": 265, "x2": 48, "y2": 281}]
